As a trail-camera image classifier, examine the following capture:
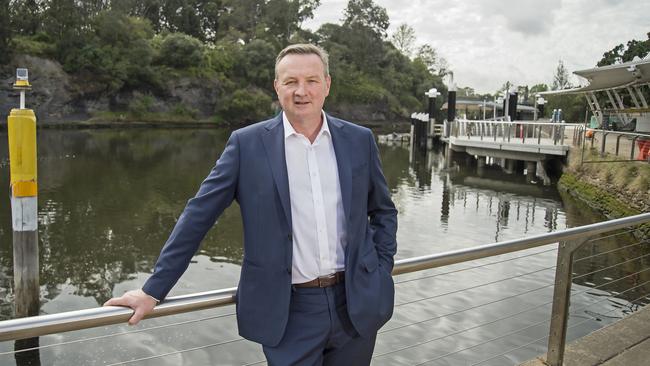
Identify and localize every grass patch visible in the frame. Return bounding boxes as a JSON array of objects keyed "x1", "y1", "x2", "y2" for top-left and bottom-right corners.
[
  {"x1": 561, "y1": 147, "x2": 650, "y2": 239},
  {"x1": 88, "y1": 111, "x2": 200, "y2": 123},
  {"x1": 568, "y1": 147, "x2": 650, "y2": 198},
  {"x1": 558, "y1": 173, "x2": 640, "y2": 218}
]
